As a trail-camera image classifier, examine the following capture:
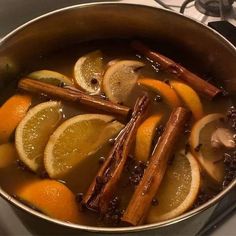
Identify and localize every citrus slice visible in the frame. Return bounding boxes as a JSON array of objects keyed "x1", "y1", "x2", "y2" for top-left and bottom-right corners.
[
  {"x1": 44, "y1": 114, "x2": 124, "y2": 178},
  {"x1": 74, "y1": 50, "x2": 104, "y2": 94},
  {"x1": 170, "y1": 80, "x2": 204, "y2": 120},
  {"x1": 135, "y1": 114, "x2": 162, "y2": 162},
  {"x1": 15, "y1": 101, "x2": 62, "y2": 172},
  {"x1": 103, "y1": 60, "x2": 145, "y2": 104},
  {"x1": 0, "y1": 143, "x2": 18, "y2": 168},
  {"x1": 17, "y1": 179, "x2": 80, "y2": 223},
  {"x1": 147, "y1": 151, "x2": 200, "y2": 223},
  {"x1": 189, "y1": 113, "x2": 226, "y2": 183},
  {"x1": 0, "y1": 94, "x2": 32, "y2": 143},
  {"x1": 28, "y1": 70, "x2": 73, "y2": 86},
  {"x1": 107, "y1": 59, "x2": 120, "y2": 68},
  {"x1": 138, "y1": 79, "x2": 181, "y2": 108}
]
